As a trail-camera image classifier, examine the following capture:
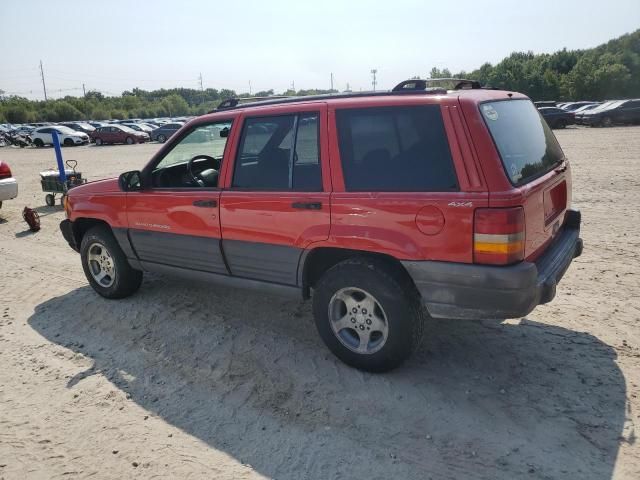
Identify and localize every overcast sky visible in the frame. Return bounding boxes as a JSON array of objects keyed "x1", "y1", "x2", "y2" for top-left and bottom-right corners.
[{"x1": 2, "y1": 0, "x2": 639, "y2": 100}]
